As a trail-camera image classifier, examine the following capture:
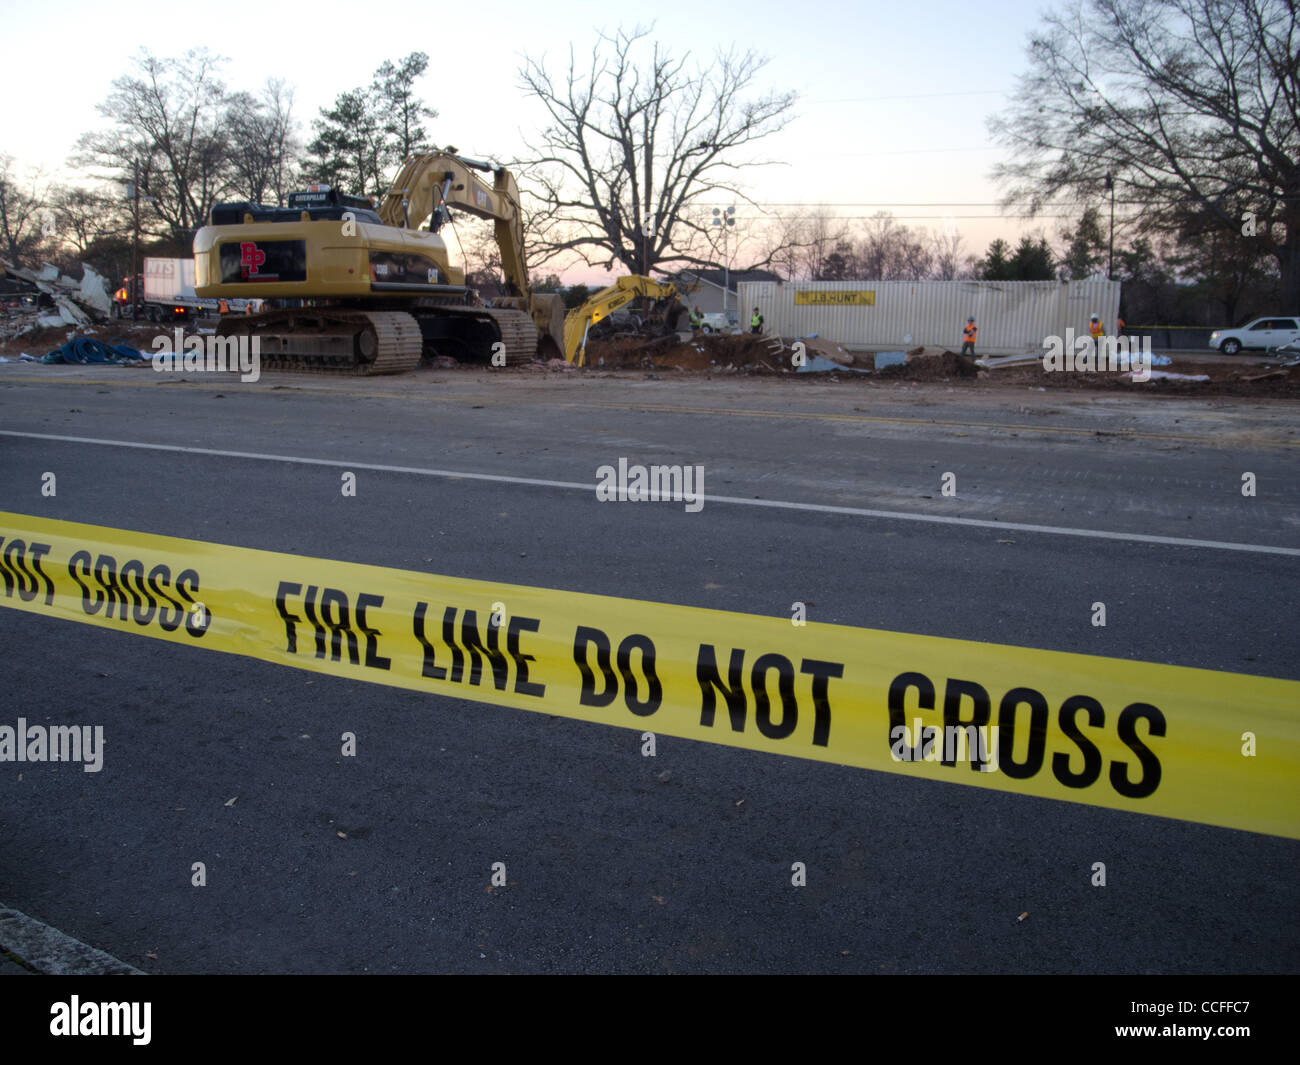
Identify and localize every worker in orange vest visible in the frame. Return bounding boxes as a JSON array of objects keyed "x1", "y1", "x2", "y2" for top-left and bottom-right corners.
[
  {"x1": 961, "y1": 316, "x2": 977, "y2": 356},
  {"x1": 1117, "y1": 315, "x2": 1126, "y2": 336},
  {"x1": 218, "y1": 298, "x2": 230, "y2": 315},
  {"x1": 1089, "y1": 314, "x2": 1104, "y2": 339}
]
